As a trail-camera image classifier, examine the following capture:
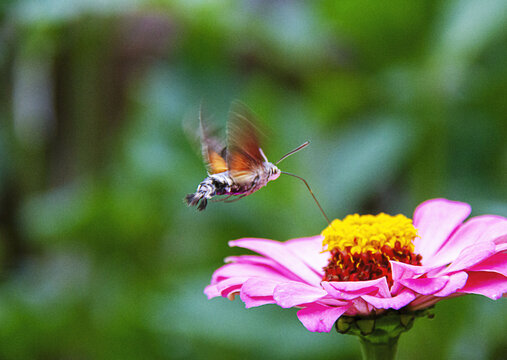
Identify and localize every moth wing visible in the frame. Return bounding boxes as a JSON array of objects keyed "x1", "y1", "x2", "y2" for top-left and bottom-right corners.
[
  {"x1": 199, "y1": 107, "x2": 228, "y2": 174},
  {"x1": 207, "y1": 150, "x2": 228, "y2": 174},
  {"x1": 228, "y1": 168, "x2": 260, "y2": 187},
  {"x1": 226, "y1": 102, "x2": 265, "y2": 181}
]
